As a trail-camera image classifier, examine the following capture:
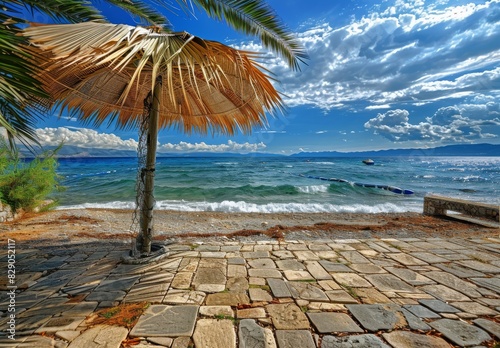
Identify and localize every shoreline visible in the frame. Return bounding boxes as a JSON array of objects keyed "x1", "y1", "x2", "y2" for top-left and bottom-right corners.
[{"x1": 2, "y1": 208, "x2": 498, "y2": 246}]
